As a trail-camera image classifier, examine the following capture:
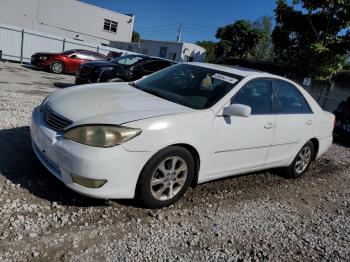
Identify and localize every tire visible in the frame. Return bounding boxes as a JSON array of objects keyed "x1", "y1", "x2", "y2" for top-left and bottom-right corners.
[
  {"x1": 137, "y1": 146, "x2": 194, "y2": 208},
  {"x1": 281, "y1": 141, "x2": 315, "y2": 179},
  {"x1": 50, "y1": 61, "x2": 64, "y2": 74}
]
